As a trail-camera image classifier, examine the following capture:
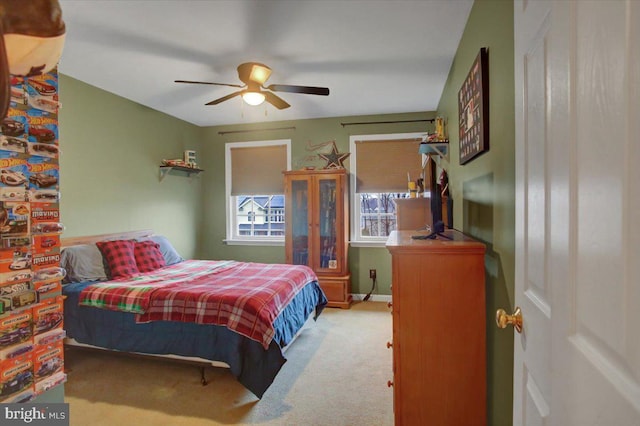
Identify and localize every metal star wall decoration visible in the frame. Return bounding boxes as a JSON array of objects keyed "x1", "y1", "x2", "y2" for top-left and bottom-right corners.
[{"x1": 319, "y1": 141, "x2": 350, "y2": 169}]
